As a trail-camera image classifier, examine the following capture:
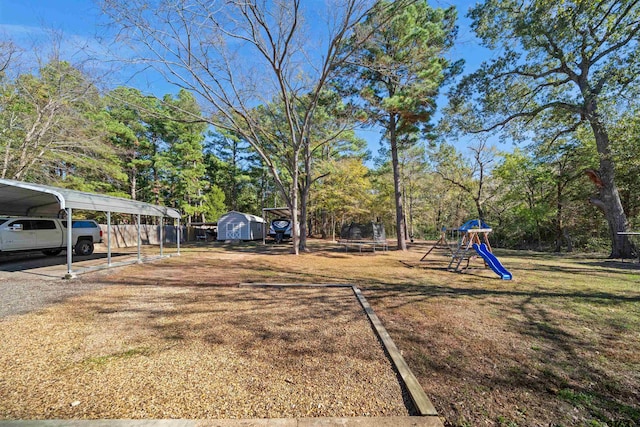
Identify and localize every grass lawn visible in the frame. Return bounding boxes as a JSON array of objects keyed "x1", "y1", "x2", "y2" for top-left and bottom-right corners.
[{"x1": 2, "y1": 238, "x2": 639, "y2": 426}]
